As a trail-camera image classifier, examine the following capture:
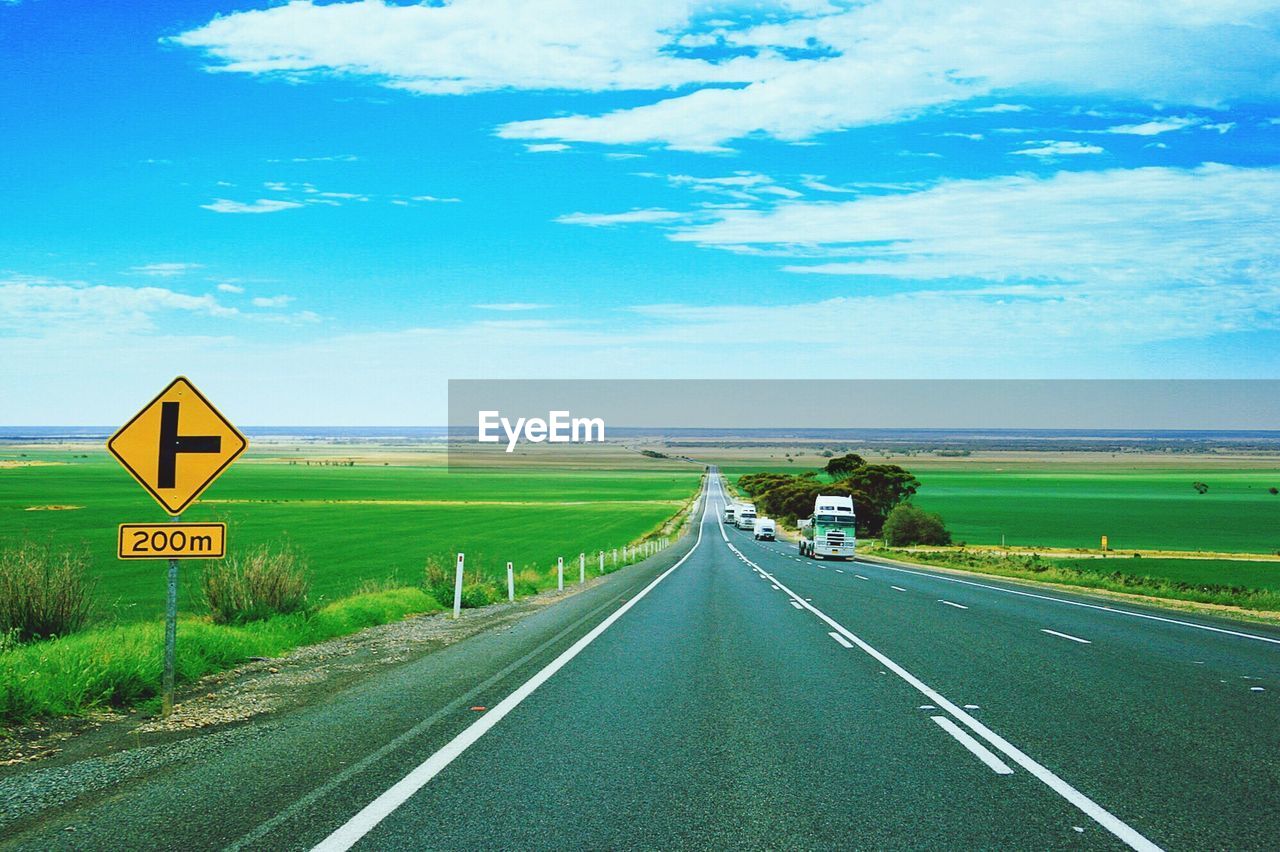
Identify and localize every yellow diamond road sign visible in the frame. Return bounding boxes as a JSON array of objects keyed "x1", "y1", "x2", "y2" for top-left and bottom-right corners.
[{"x1": 107, "y1": 377, "x2": 247, "y2": 515}]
